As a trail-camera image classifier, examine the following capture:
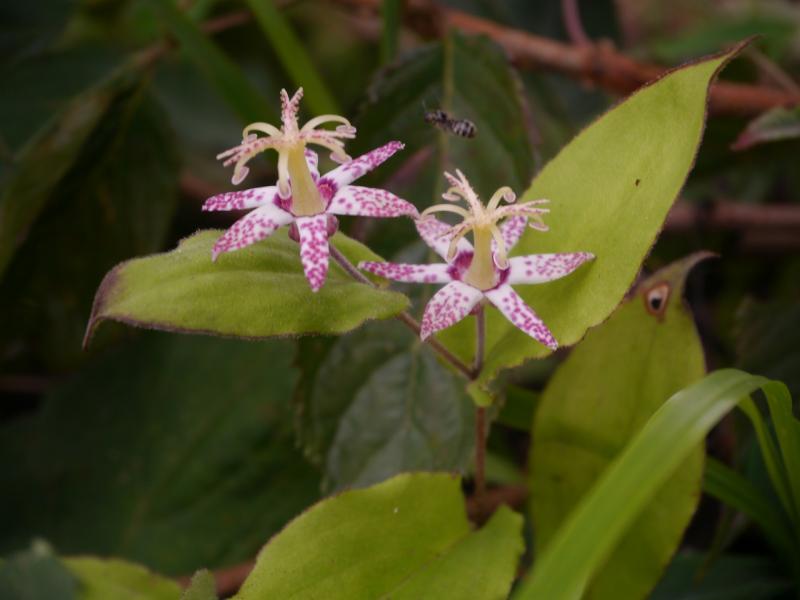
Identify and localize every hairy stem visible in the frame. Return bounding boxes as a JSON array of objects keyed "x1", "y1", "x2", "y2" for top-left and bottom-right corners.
[{"x1": 329, "y1": 244, "x2": 473, "y2": 378}]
